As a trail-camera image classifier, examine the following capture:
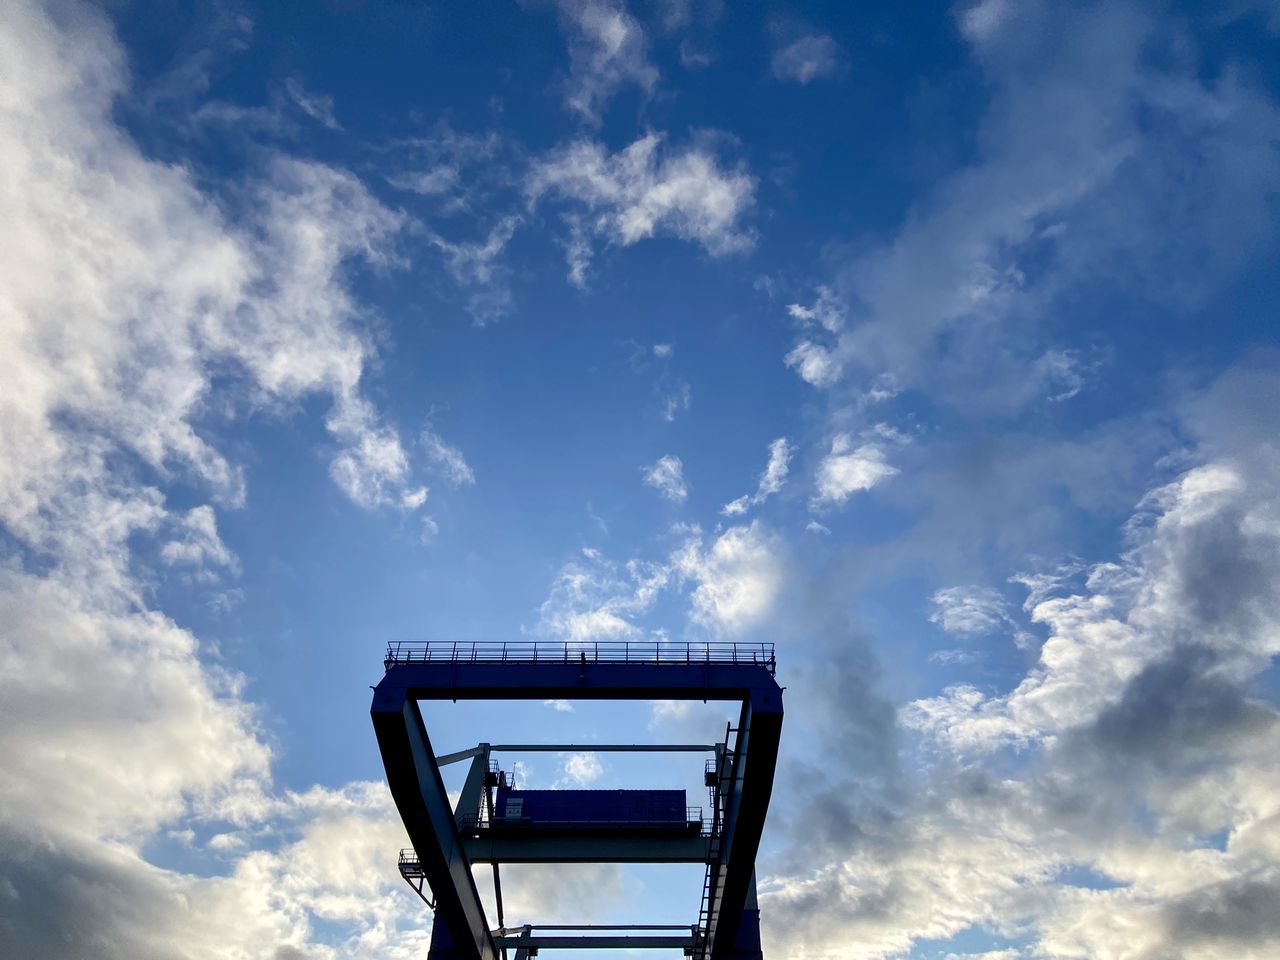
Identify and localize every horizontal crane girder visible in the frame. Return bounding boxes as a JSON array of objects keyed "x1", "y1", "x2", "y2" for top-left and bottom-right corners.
[
  {"x1": 493, "y1": 934, "x2": 694, "y2": 950},
  {"x1": 462, "y1": 832, "x2": 712, "y2": 863}
]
